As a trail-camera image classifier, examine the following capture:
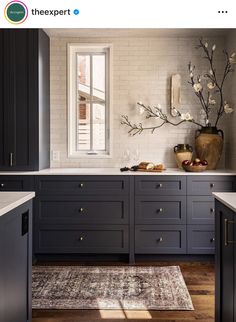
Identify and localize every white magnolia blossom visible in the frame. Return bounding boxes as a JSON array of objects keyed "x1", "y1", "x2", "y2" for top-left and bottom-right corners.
[
  {"x1": 229, "y1": 55, "x2": 236, "y2": 64},
  {"x1": 209, "y1": 95, "x2": 216, "y2": 105},
  {"x1": 205, "y1": 42, "x2": 208, "y2": 48},
  {"x1": 212, "y1": 44, "x2": 216, "y2": 51},
  {"x1": 207, "y1": 82, "x2": 216, "y2": 89},
  {"x1": 139, "y1": 106, "x2": 145, "y2": 115},
  {"x1": 224, "y1": 102, "x2": 234, "y2": 114},
  {"x1": 180, "y1": 112, "x2": 193, "y2": 121},
  {"x1": 193, "y1": 83, "x2": 203, "y2": 92}
]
